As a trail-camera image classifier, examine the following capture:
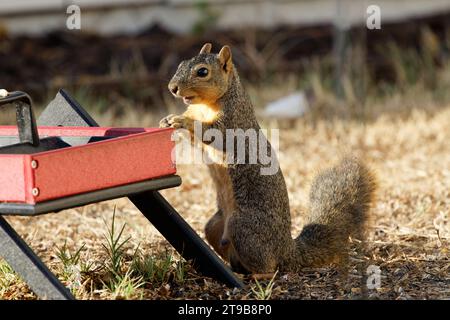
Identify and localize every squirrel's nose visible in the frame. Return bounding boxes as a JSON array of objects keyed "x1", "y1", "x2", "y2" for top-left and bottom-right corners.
[{"x1": 168, "y1": 83, "x2": 179, "y2": 95}]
